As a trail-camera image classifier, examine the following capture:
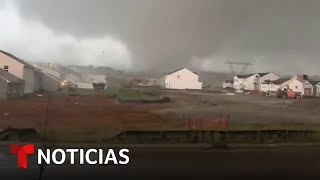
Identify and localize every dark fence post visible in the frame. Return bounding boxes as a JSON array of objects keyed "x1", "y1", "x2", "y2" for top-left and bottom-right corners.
[{"x1": 219, "y1": 113, "x2": 222, "y2": 130}]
